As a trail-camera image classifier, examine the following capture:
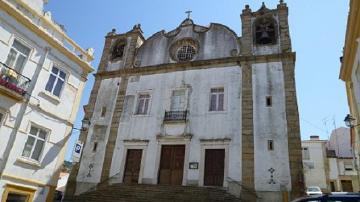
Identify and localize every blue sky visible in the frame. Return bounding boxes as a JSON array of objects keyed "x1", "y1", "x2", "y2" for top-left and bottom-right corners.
[{"x1": 45, "y1": 0, "x2": 349, "y2": 161}]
